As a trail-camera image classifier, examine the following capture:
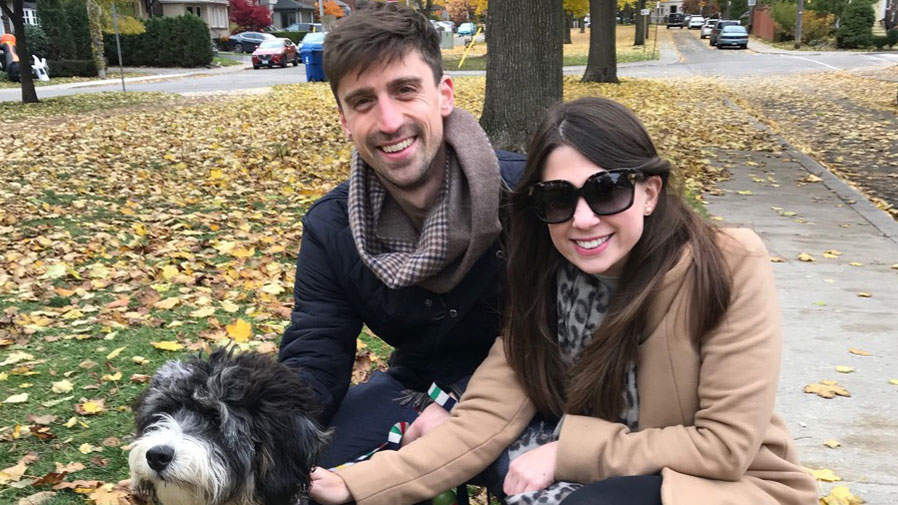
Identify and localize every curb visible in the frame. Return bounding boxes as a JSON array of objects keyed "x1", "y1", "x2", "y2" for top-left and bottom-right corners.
[{"x1": 722, "y1": 97, "x2": 898, "y2": 248}]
